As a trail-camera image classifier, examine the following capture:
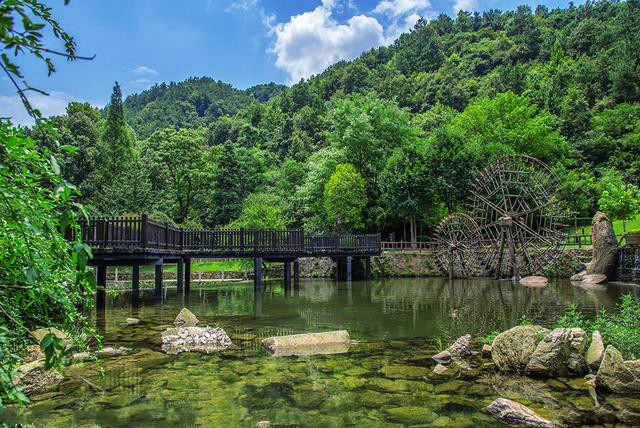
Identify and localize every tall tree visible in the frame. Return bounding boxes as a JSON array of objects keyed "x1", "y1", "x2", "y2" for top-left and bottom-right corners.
[{"x1": 324, "y1": 163, "x2": 367, "y2": 232}]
